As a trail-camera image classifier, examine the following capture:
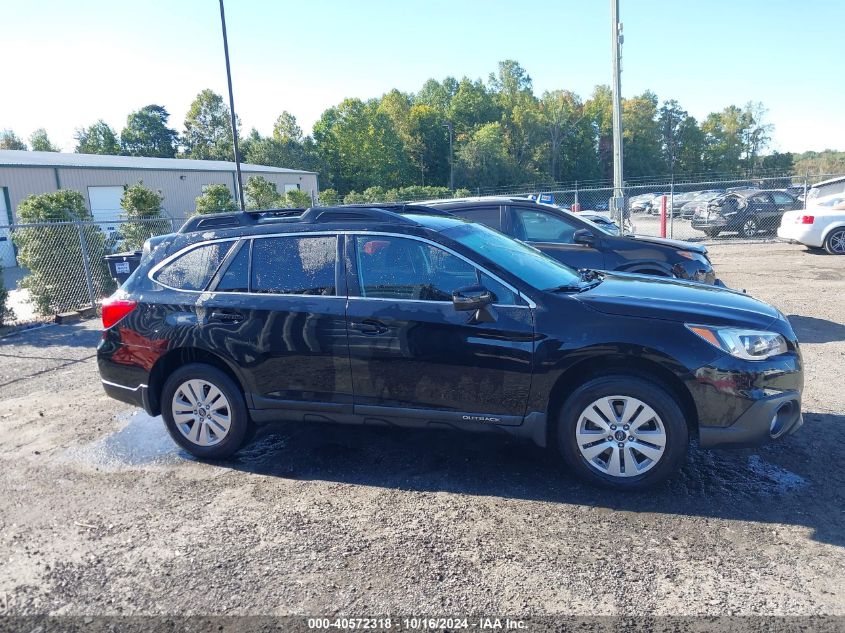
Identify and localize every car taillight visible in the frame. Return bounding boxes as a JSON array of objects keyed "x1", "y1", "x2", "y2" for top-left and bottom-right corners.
[
  {"x1": 795, "y1": 215, "x2": 814, "y2": 224},
  {"x1": 102, "y1": 298, "x2": 137, "y2": 329}
]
